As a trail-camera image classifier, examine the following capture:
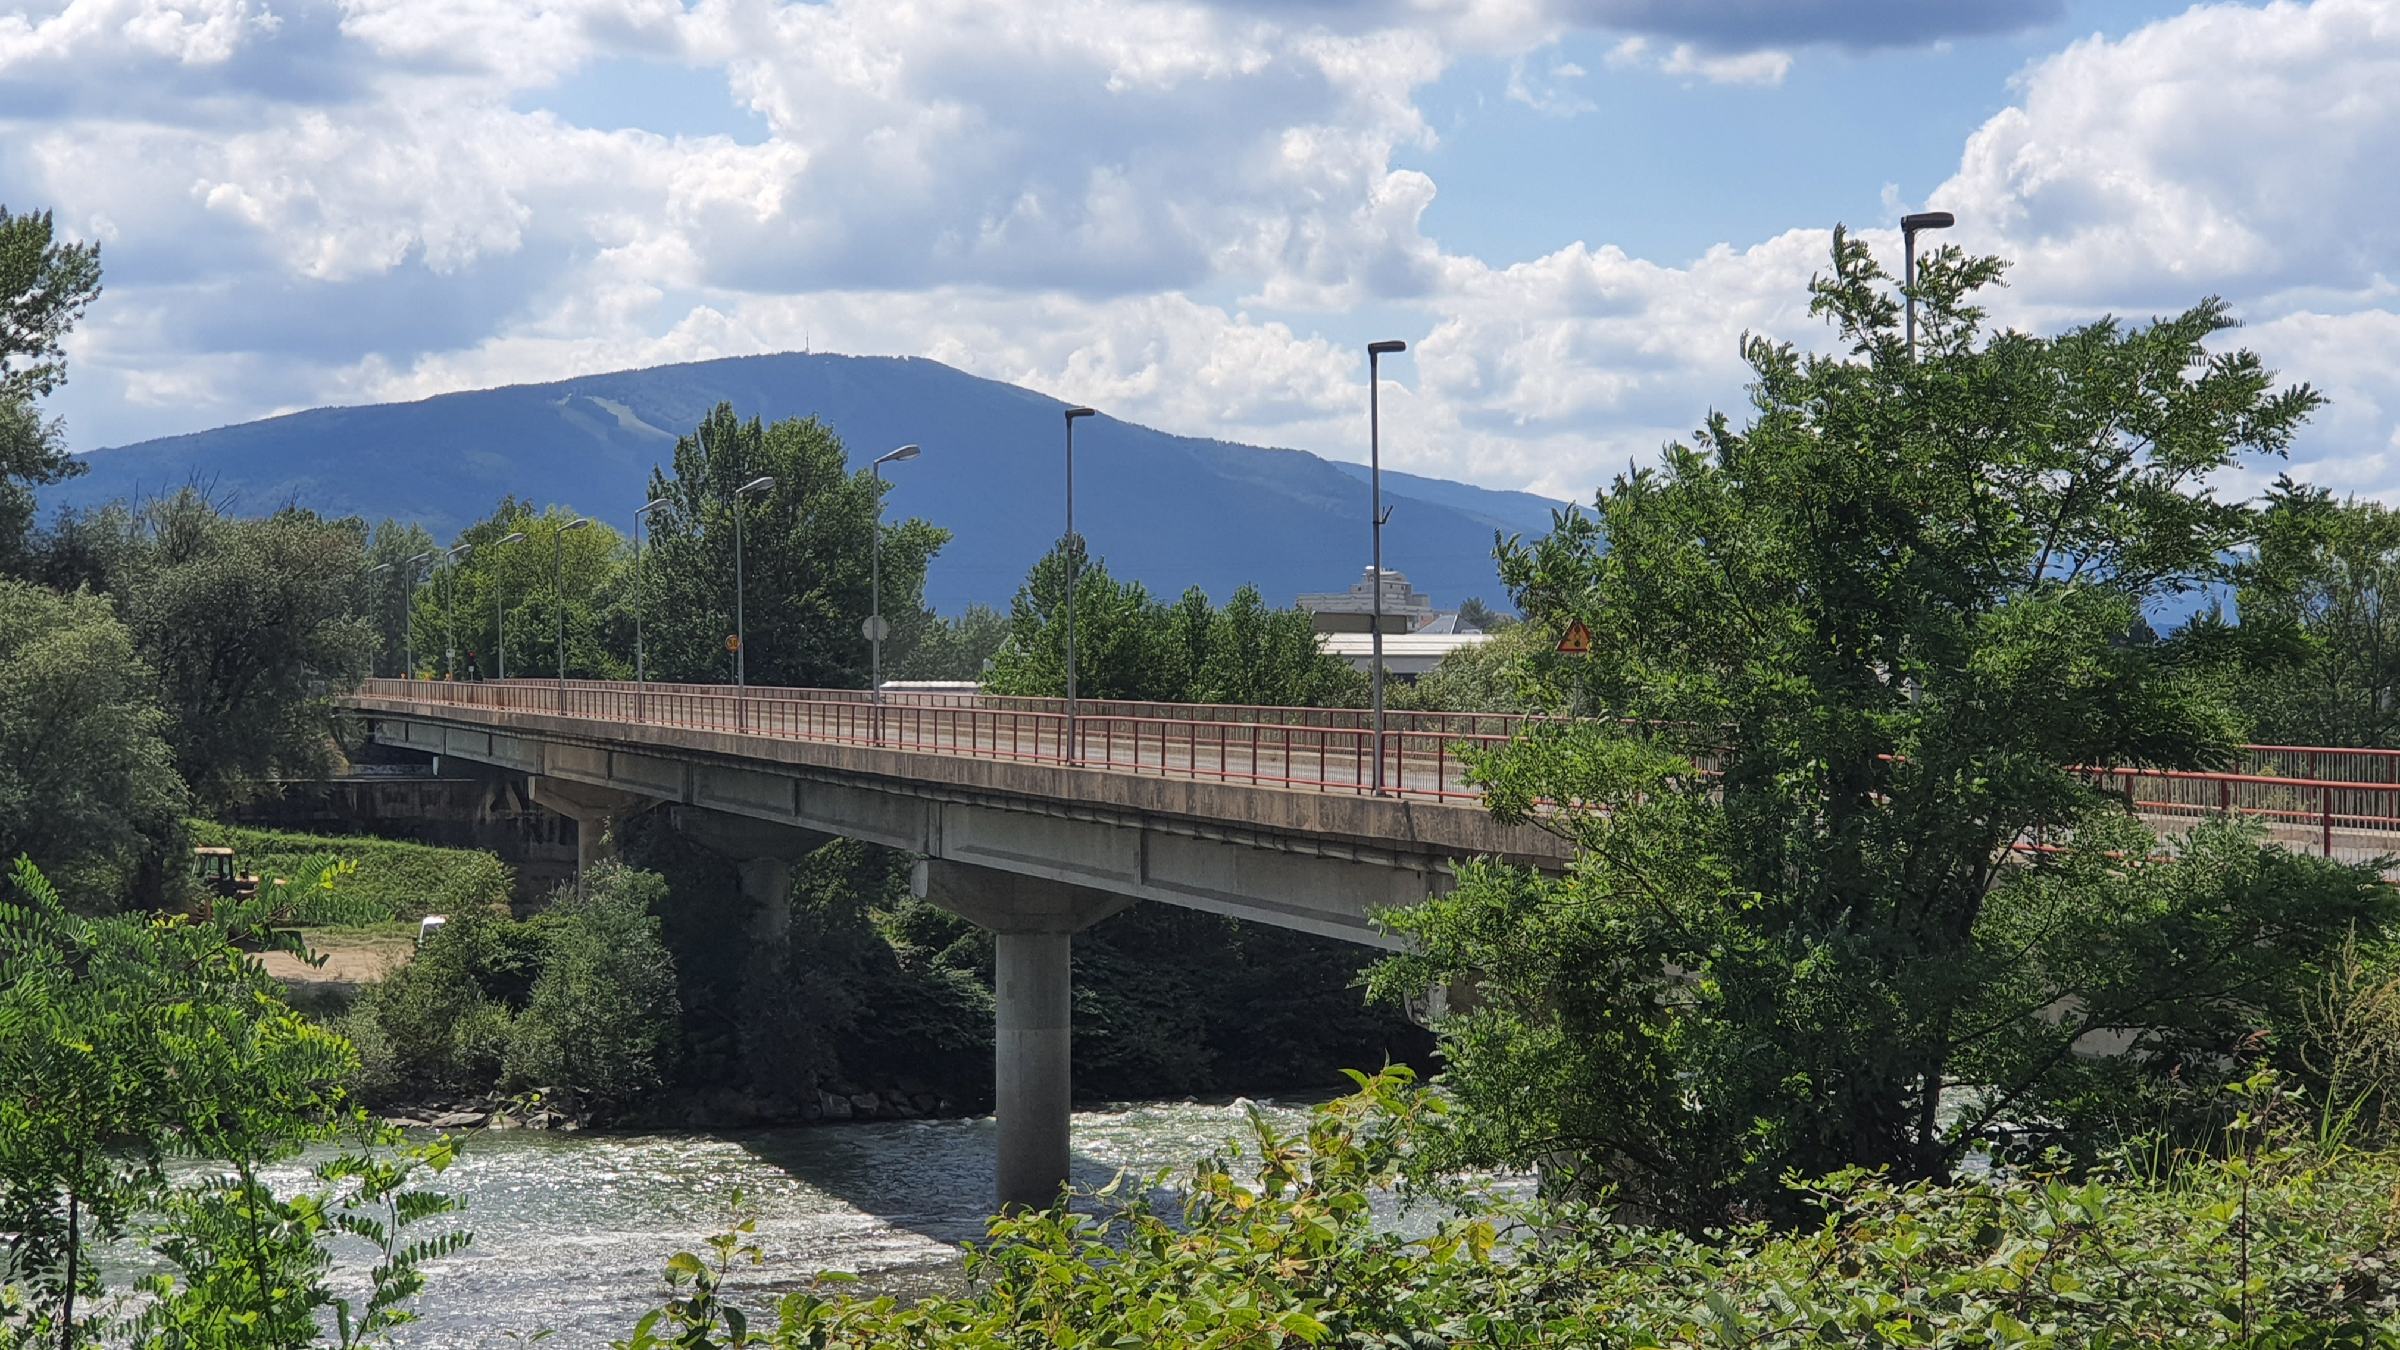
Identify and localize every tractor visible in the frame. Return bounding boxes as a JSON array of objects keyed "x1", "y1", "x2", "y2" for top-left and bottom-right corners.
[{"x1": 193, "y1": 845, "x2": 262, "y2": 903}]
